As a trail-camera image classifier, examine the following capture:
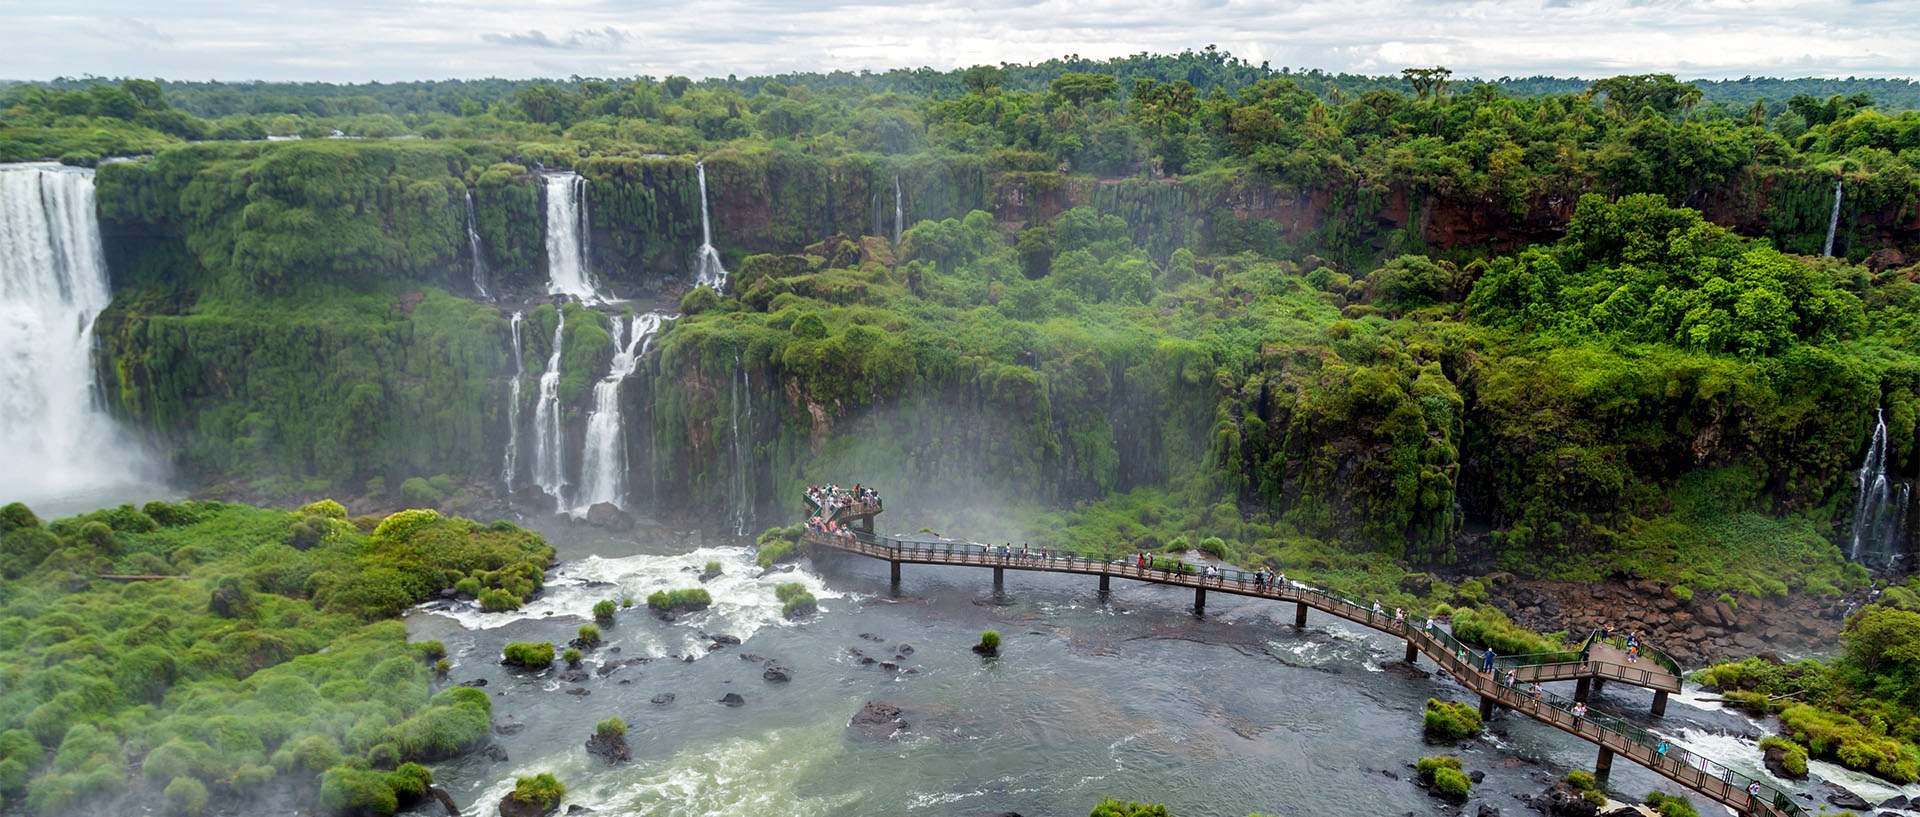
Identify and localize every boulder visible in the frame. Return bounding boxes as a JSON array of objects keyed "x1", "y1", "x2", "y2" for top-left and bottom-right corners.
[
  {"x1": 651, "y1": 692, "x2": 676, "y2": 705},
  {"x1": 461, "y1": 678, "x2": 489, "y2": 688},
  {"x1": 584, "y1": 730, "x2": 630, "y2": 765},
  {"x1": 847, "y1": 700, "x2": 910, "y2": 740},
  {"x1": 564, "y1": 687, "x2": 589, "y2": 696},
  {"x1": 762, "y1": 661, "x2": 794, "y2": 683},
  {"x1": 499, "y1": 792, "x2": 557, "y2": 817},
  {"x1": 584, "y1": 502, "x2": 633, "y2": 531},
  {"x1": 1878, "y1": 796, "x2": 1910, "y2": 810},
  {"x1": 484, "y1": 743, "x2": 509, "y2": 762},
  {"x1": 1763, "y1": 743, "x2": 1808, "y2": 780},
  {"x1": 718, "y1": 692, "x2": 746, "y2": 707},
  {"x1": 711, "y1": 634, "x2": 742, "y2": 647},
  {"x1": 1827, "y1": 789, "x2": 1873, "y2": 811},
  {"x1": 494, "y1": 722, "x2": 526, "y2": 736},
  {"x1": 699, "y1": 566, "x2": 723, "y2": 583},
  {"x1": 429, "y1": 785, "x2": 462, "y2": 816},
  {"x1": 1476, "y1": 805, "x2": 1501, "y2": 817},
  {"x1": 567, "y1": 807, "x2": 597, "y2": 815},
  {"x1": 894, "y1": 642, "x2": 915, "y2": 656}
]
